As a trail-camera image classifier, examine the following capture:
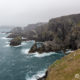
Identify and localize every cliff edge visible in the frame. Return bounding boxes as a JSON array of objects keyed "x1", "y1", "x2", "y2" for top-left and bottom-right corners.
[{"x1": 43, "y1": 49, "x2": 80, "y2": 80}]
